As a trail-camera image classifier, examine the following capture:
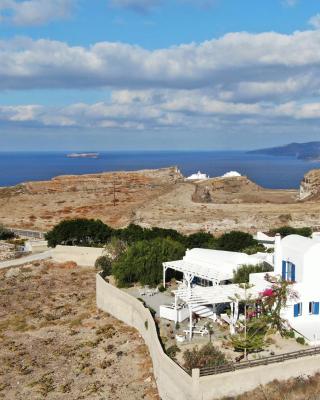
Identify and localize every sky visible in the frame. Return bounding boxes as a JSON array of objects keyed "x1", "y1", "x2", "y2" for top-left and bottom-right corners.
[{"x1": 1, "y1": 0, "x2": 320, "y2": 151}]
